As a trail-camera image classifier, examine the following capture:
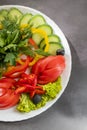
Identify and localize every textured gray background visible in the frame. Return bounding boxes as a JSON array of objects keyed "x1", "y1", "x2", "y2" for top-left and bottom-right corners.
[{"x1": 0, "y1": 0, "x2": 87, "y2": 130}]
